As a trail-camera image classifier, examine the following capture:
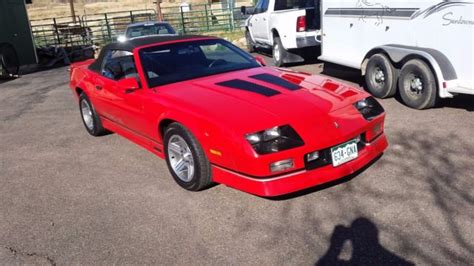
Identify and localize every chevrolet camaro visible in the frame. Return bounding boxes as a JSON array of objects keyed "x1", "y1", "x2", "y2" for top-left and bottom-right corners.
[{"x1": 69, "y1": 35, "x2": 388, "y2": 197}]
